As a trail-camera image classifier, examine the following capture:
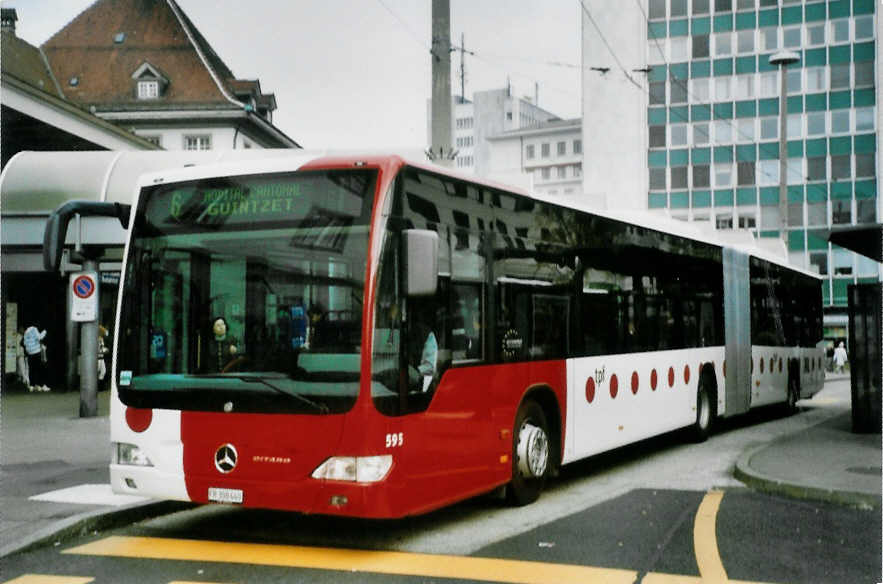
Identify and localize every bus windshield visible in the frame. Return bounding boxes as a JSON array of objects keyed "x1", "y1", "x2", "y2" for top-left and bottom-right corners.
[{"x1": 117, "y1": 169, "x2": 377, "y2": 414}]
